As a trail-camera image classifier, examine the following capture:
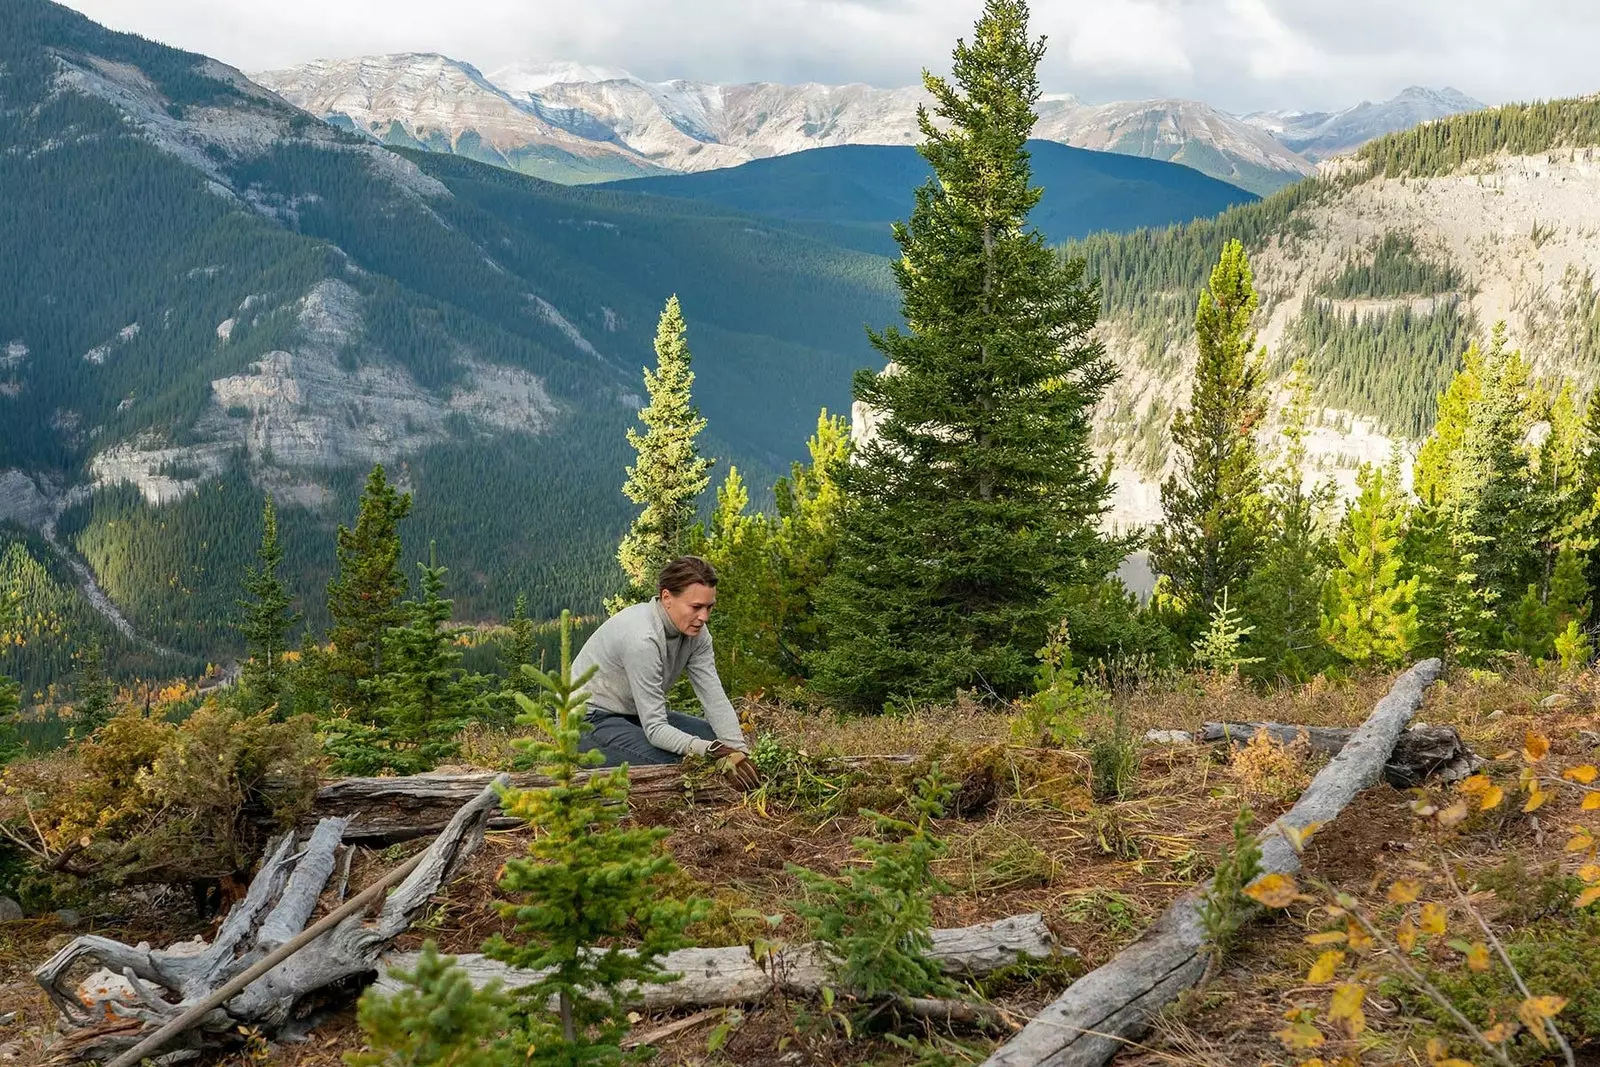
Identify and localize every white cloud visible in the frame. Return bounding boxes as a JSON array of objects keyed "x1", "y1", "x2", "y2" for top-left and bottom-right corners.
[
  {"x1": 57, "y1": 0, "x2": 1600, "y2": 114},
  {"x1": 1059, "y1": 1, "x2": 1193, "y2": 78}
]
